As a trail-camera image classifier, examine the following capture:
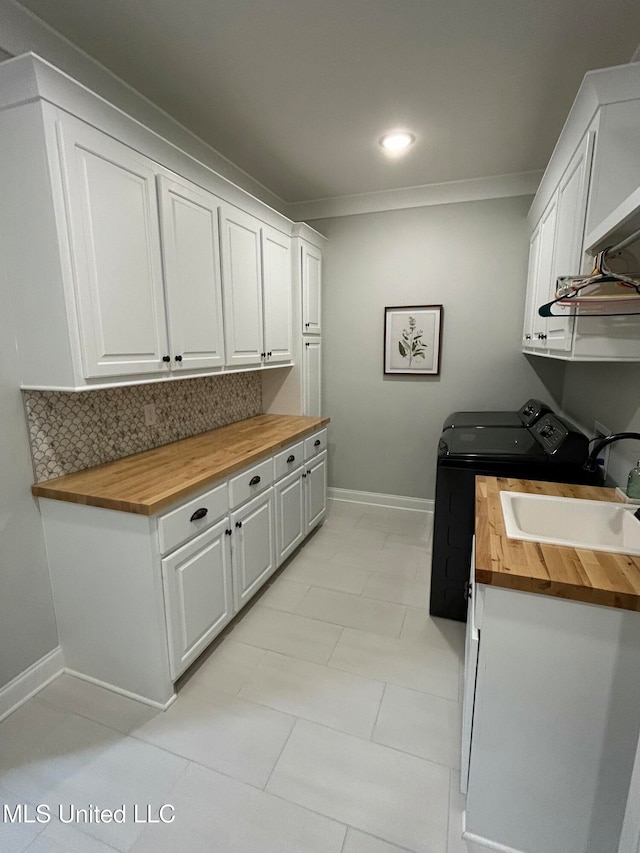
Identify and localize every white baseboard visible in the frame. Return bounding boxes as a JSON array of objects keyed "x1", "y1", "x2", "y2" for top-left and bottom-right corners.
[
  {"x1": 0, "y1": 646, "x2": 64, "y2": 723},
  {"x1": 462, "y1": 817, "x2": 527, "y2": 853},
  {"x1": 328, "y1": 487, "x2": 433, "y2": 513},
  {"x1": 64, "y1": 668, "x2": 177, "y2": 711}
]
